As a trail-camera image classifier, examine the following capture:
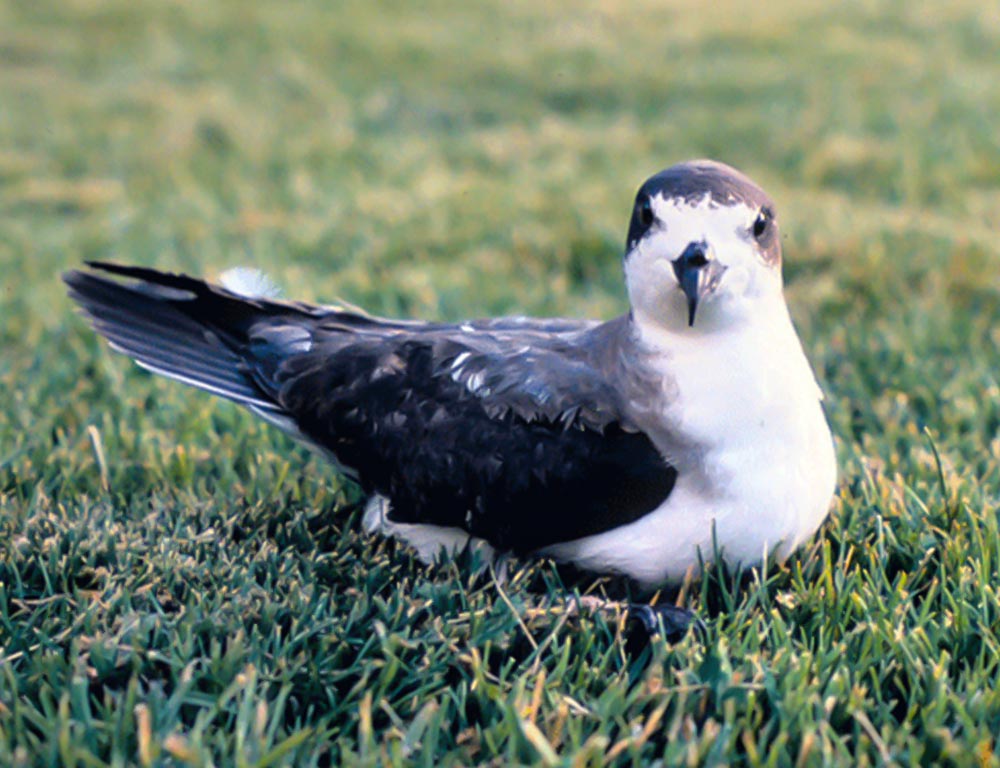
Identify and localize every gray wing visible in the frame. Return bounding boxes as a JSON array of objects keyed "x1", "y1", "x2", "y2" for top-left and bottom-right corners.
[
  {"x1": 271, "y1": 315, "x2": 677, "y2": 551},
  {"x1": 66, "y1": 263, "x2": 678, "y2": 553},
  {"x1": 419, "y1": 318, "x2": 623, "y2": 430}
]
